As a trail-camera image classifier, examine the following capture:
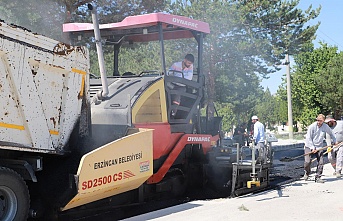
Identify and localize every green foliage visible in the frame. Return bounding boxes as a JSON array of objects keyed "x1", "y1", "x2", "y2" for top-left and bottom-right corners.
[
  {"x1": 89, "y1": 40, "x2": 196, "y2": 76},
  {"x1": 0, "y1": 0, "x2": 94, "y2": 41},
  {"x1": 214, "y1": 102, "x2": 235, "y2": 132},
  {"x1": 0, "y1": 0, "x2": 66, "y2": 40},
  {"x1": 298, "y1": 106, "x2": 320, "y2": 129},
  {"x1": 274, "y1": 94, "x2": 288, "y2": 124},
  {"x1": 0, "y1": 0, "x2": 169, "y2": 41},
  {"x1": 255, "y1": 88, "x2": 277, "y2": 128},
  {"x1": 276, "y1": 43, "x2": 343, "y2": 128},
  {"x1": 290, "y1": 43, "x2": 339, "y2": 125},
  {"x1": 1, "y1": 0, "x2": 321, "y2": 127},
  {"x1": 315, "y1": 52, "x2": 343, "y2": 117},
  {"x1": 169, "y1": 0, "x2": 319, "y2": 122},
  {"x1": 93, "y1": 0, "x2": 170, "y2": 23}
]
